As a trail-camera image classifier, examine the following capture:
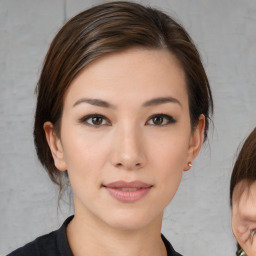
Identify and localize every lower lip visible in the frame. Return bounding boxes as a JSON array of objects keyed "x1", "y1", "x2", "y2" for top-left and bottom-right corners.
[{"x1": 104, "y1": 187, "x2": 152, "y2": 203}]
